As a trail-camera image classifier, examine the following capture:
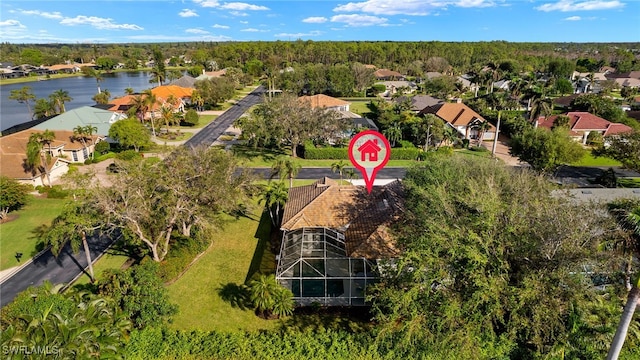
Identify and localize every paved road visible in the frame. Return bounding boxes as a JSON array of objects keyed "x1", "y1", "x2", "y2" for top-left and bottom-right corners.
[
  {"x1": 0, "y1": 236, "x2": 113, "y2": 307},
  {"x1": 248, "y1": 167, "x2": 407, "y2": 180},
  {"x1": 184, "y1": 86, "x2": 265, "y2": 148},
  {"x1": 554, "y1": 165, "x2": 640, "y2": 179}
]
